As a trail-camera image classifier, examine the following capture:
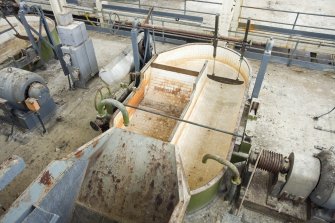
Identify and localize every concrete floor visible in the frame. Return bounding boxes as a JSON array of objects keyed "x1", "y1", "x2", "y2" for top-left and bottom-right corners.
[
  {"x1": 250, "y1": 61, "x2": 335, "y2": 156},
  {"x1": 0, "y1": 31, "x2": 334, "y2": 222}
]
